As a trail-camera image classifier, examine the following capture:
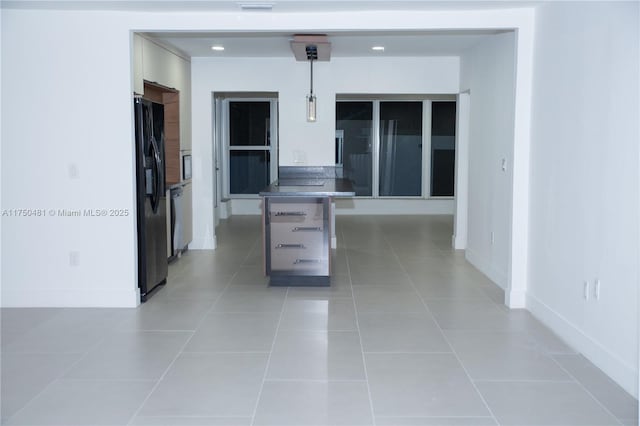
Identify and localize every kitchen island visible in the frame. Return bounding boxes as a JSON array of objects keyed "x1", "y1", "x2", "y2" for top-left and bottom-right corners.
[{"x1": 260, "y1": 170, "x2": 354, "y2": 286}]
